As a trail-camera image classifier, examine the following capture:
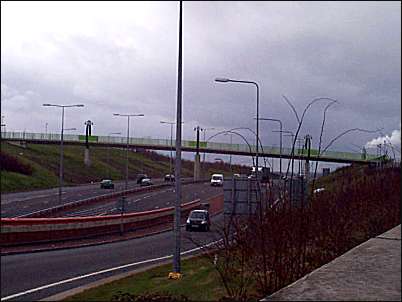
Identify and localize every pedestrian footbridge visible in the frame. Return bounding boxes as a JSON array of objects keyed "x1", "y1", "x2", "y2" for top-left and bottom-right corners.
[{"x1": 1, "y1": 131, "x2": 378, "y2": 164}]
